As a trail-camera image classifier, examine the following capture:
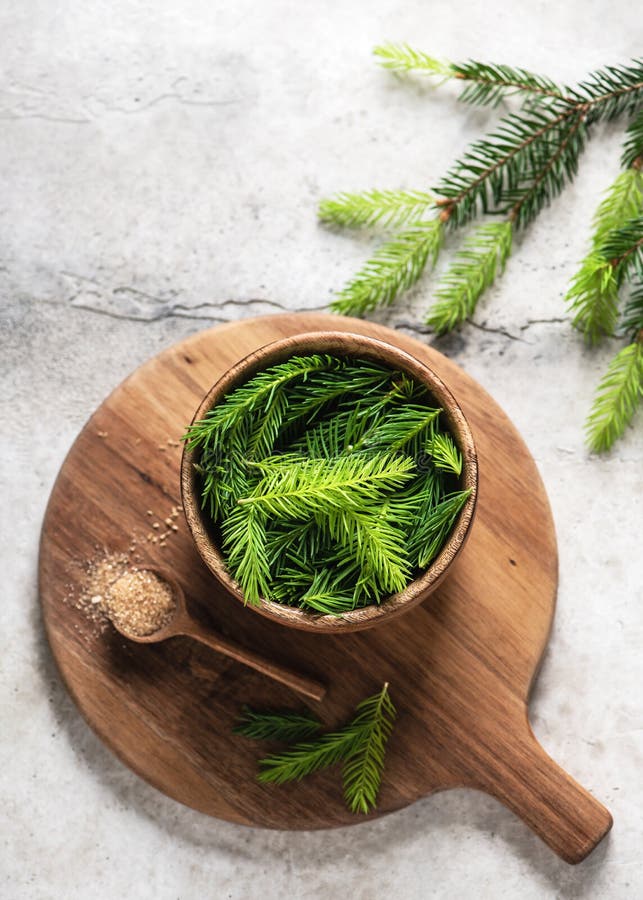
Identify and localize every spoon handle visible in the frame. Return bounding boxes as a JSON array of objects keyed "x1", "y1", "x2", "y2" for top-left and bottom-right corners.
[{"x1": 187, "y1": 621, "x2": 326, "y2": 702}]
